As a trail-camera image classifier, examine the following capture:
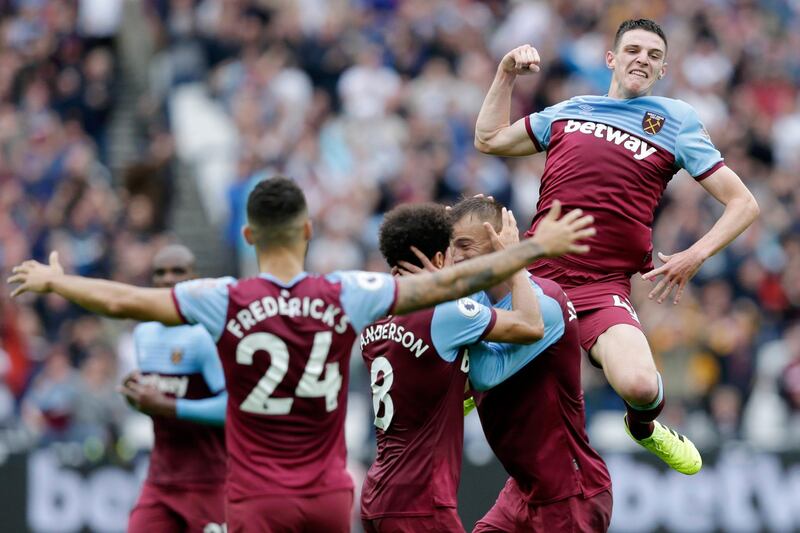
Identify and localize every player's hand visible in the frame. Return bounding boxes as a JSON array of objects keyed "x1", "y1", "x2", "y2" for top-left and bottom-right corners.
[
  {"x1": 530, "y1": 201, "x2": 595, "y2": 257},
  {"x1": 484, "y1": 207, "x2": 519, "y2": 251},
  {"x1": 396, "y1": 245, "x2": 450, "y2": 275},
  {"x1": 121, "y1": 371, "x2": 141, "y2": 389},
  {"x1": 500, "y1": 45, "x2": 541, "y2": 75},
  {"x1": 641, "y1": 249, "x2": 704, "y2": 304},
  {"x1": 119, "y1": 380, "x2": 174, "y2": 417},
  {"x1": 7, "y1": 252, "x2": 63, "y2": 298}
]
